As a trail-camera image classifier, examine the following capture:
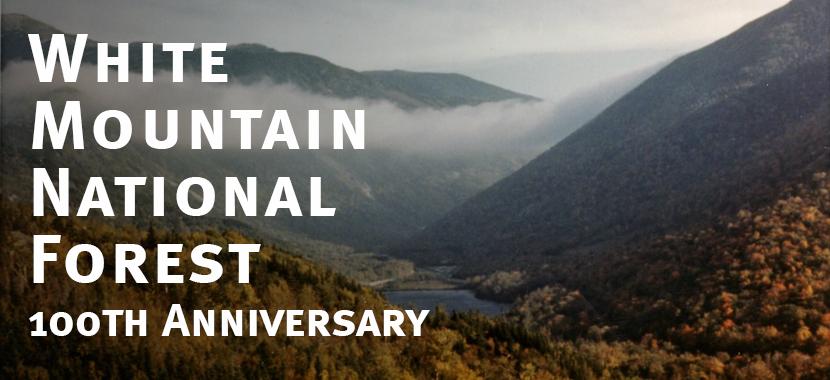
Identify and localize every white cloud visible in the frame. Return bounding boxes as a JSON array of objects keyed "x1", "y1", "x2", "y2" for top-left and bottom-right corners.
[{"x1": 3, "y1": 62, "x2": 566, "y2": 155}]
